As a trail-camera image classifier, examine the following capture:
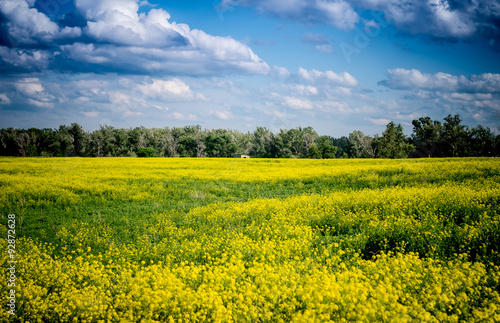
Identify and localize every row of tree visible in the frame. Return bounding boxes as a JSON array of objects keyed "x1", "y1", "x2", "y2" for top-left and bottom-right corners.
[{"x1": 0, "y1": 115, "x2": 498, "y2": 158}]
